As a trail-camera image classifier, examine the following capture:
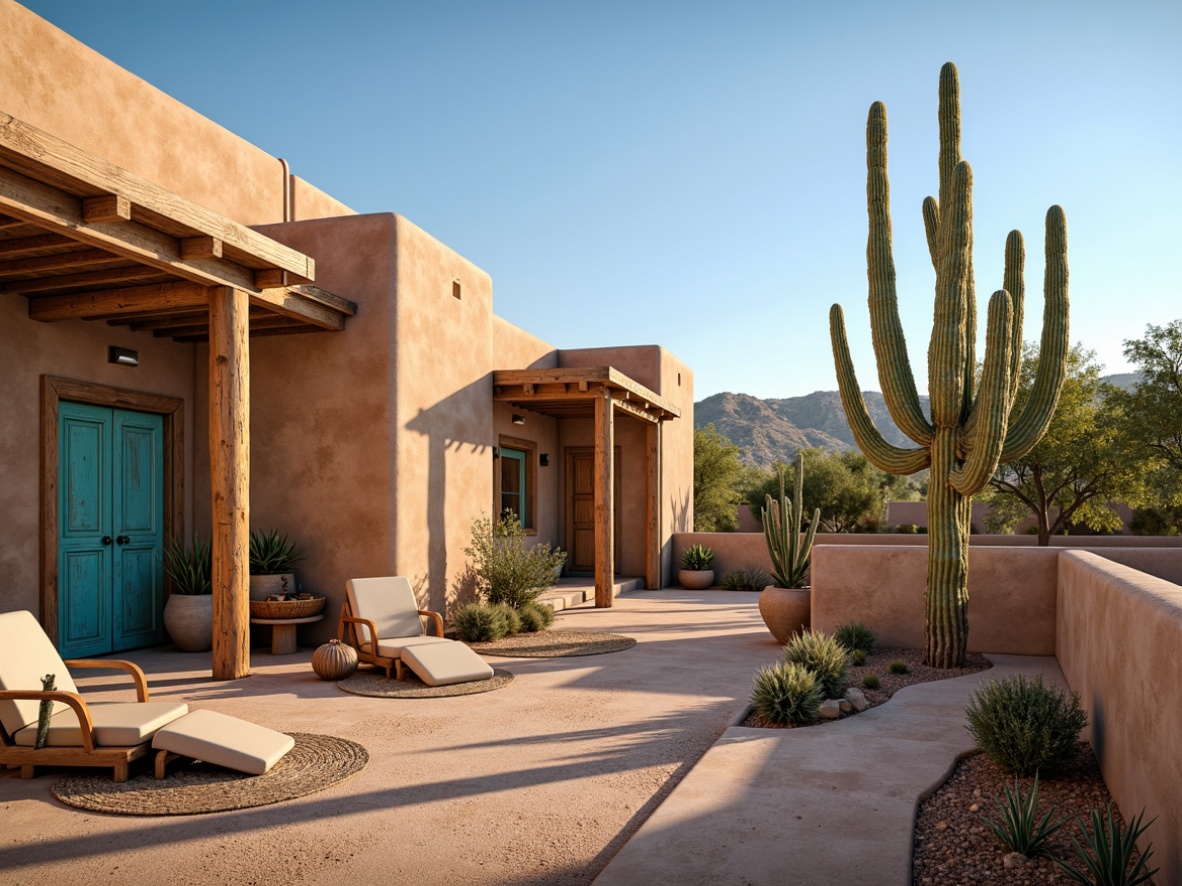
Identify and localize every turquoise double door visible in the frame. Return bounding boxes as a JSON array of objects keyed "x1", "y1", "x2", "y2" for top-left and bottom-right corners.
[{"x1": 58, "y1": 402, "x2": 165, "y2": 657}]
